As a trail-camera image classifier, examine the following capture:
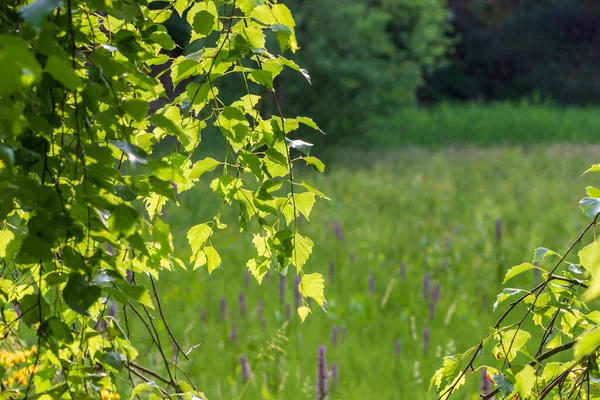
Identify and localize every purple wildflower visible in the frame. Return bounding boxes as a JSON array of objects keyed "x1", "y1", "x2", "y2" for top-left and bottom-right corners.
[
  {"x1": 395, "y1": 339, "x2": 402, "y2": 358},
  {"x1": 333, "y1": 220, "x2": 345, "y2": 242},
  {"x1": 349, "y1": 253, "x2": 355, "y2": 264},
  {"x1": 316, "y1": 345, "x2": 328, "y2": 400},
  {"x1": 126, "y1": 269, "x2": 133, "y2": 283},
  {"x1": 294, "y1": 276, "x2": 302, "y2": 309},
  {"x1": 481, "y1": 367, "x2": 490, "y2": 394},
  {"x1": 220, "y1": 297, "x2": 227, "y2": 321},
  {"x1": 368, "y1": 274, "x2": 375, "y2": 295},
  {"x1": 423, "y1": 272, "x2": 430, "y2": 301},
  {"x1": 239, "y1": 292, "x2": 247, "y2": 318},
  {"x1": 495, "y1": 217, "x2": 502, "y2": 243},
  {"x1": 328, "y1": 261, "x2": 335, "y2": 283},
  {"x1": 423, "y1": 328, "x2": 430, "y2": 354},
  {"x1": 14, "y1": 304, "x2": 21, "y2": 318},
  {"x1": 279, "y1": 274, "x2": 286, "y2": 303},
  {"x1": 399, "y1": 263, "x2": 406, "y2": 280},
  {"x1": 285, "y1": 303, "x2": 291, "y2": 320},
  {"x1": 331, "y1": 325, "x2": 339, "y2": 347},
  {"x1": 330, "y1": 362, "x2": 338, "y2": 390},
  {"x1": 229, "y1": 324, "x2": 238, "y2": 342},
  {"x1": 240, "y1": 355, "x2": 250, "y2": 383}
]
